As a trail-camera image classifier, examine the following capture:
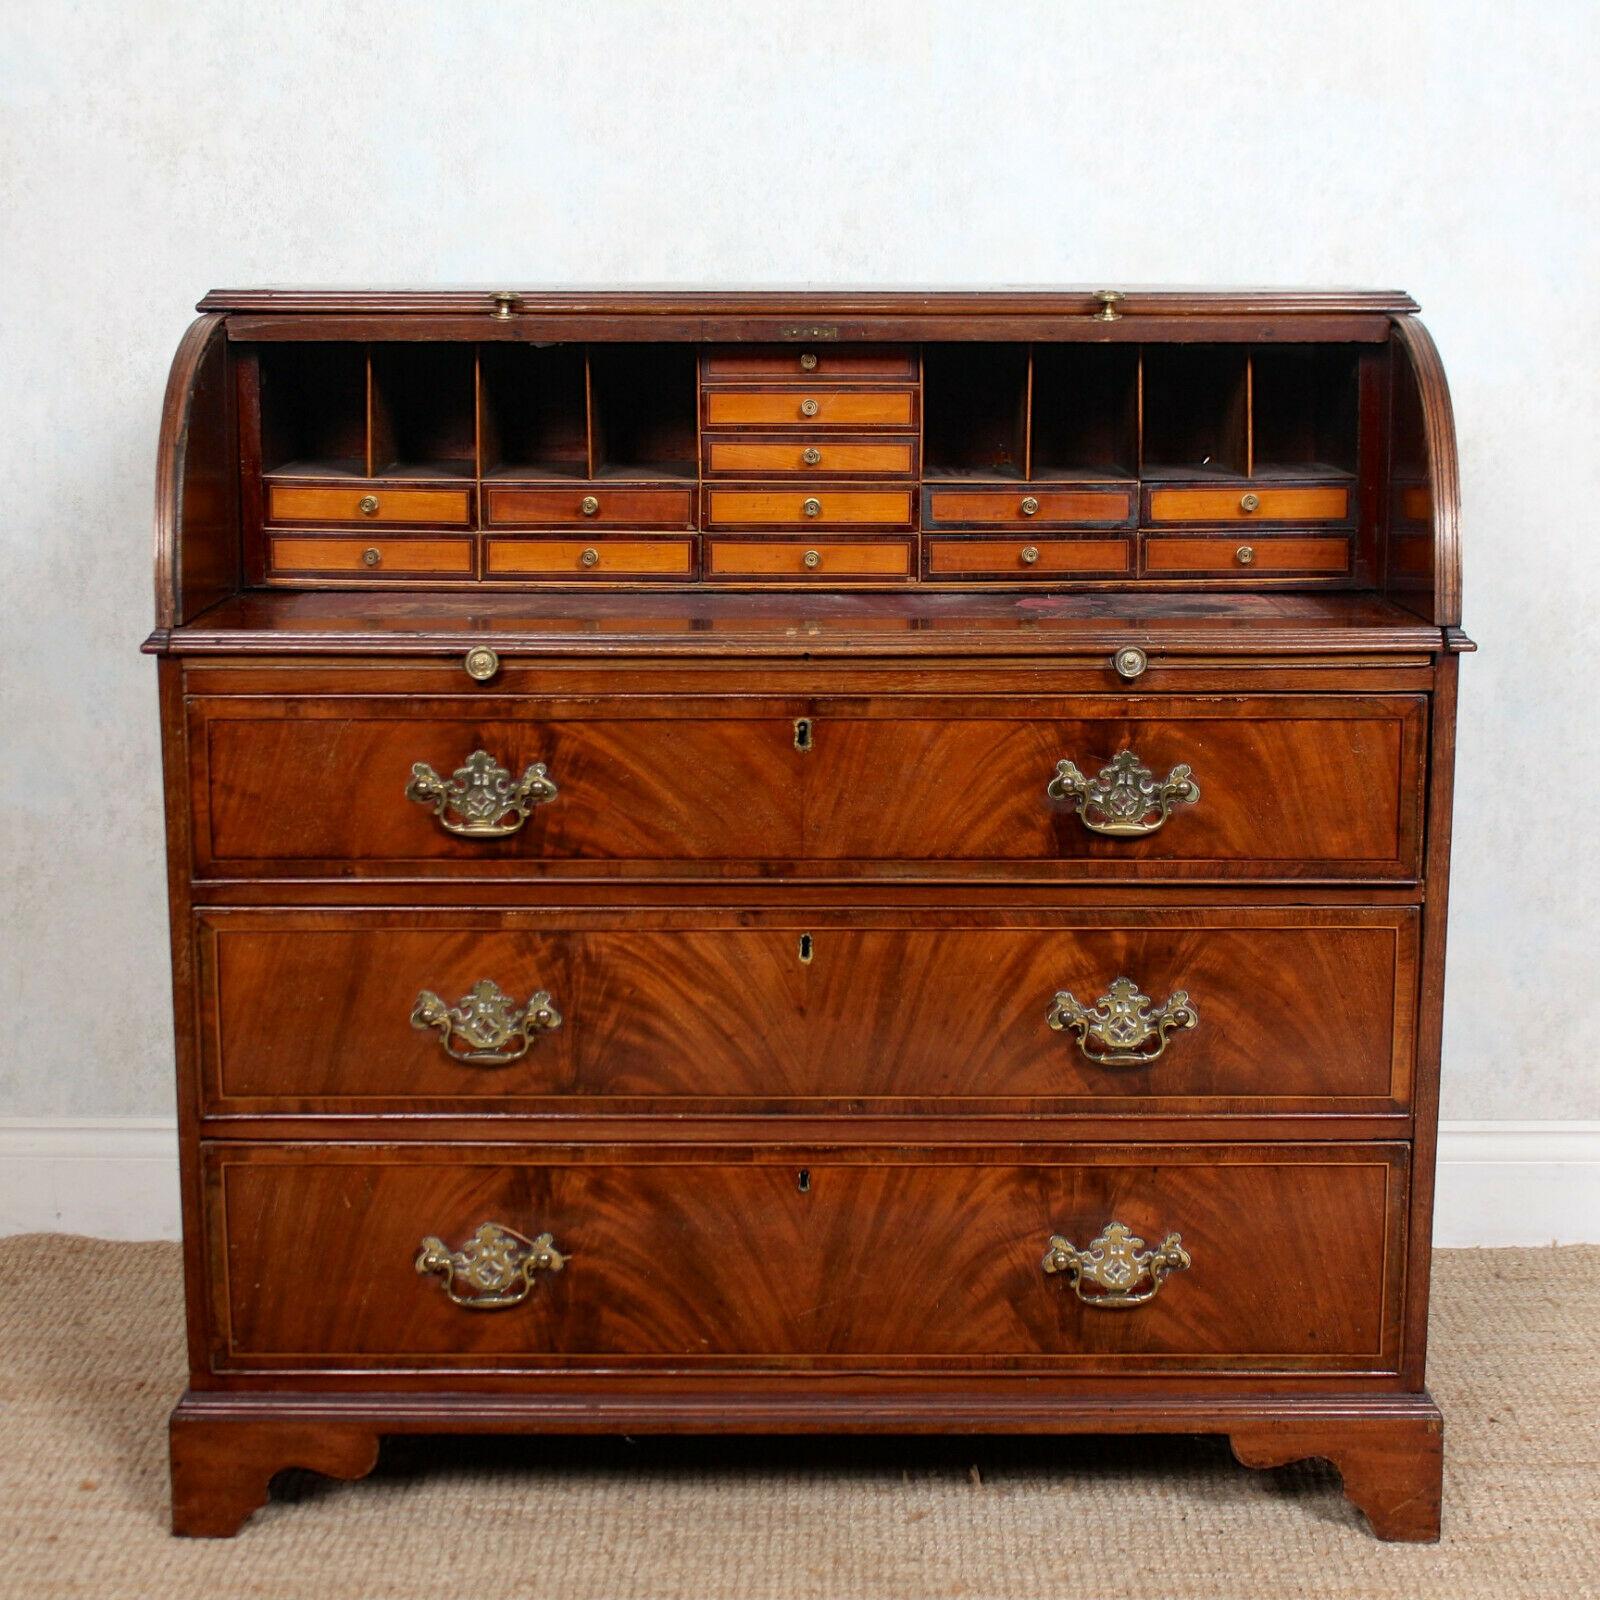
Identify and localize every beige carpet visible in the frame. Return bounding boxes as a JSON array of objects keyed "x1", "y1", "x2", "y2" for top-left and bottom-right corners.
[{"x1": 0, "y1": 1236, "x2": 1594, "y2": 1598}]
